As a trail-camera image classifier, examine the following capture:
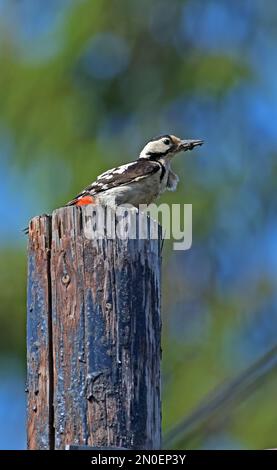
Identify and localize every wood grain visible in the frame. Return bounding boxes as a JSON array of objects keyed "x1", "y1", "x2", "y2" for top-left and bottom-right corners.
[
  {"x1": 27, "y1": 215, "x2": 54, "y2": 449},
  {"x1": 27, "y1": 206, "x2": 162, "y2": 449}
]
